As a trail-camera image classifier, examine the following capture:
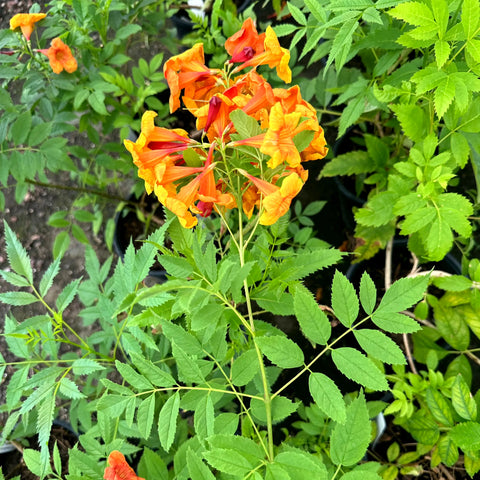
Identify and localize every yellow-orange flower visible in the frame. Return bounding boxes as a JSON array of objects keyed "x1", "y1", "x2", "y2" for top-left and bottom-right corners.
[
  {"x1": 10, "y1": 13, "x2": 46, "y2": 41},
  {"x1": 240, "y1": 171, "x2": 304, "y2": 225},
  {"x1": 230, "y1": 25, "x2": 291, "y2": 83},
  {"x1": 163, "y1": 43, "x2": 222, "y2": 114},
  {"x1": 104, "y1": 451, "x2": 144, "y2": 480},
  {"x1": 38, "y1": 37, "x2": 77, "y2": 74}
]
